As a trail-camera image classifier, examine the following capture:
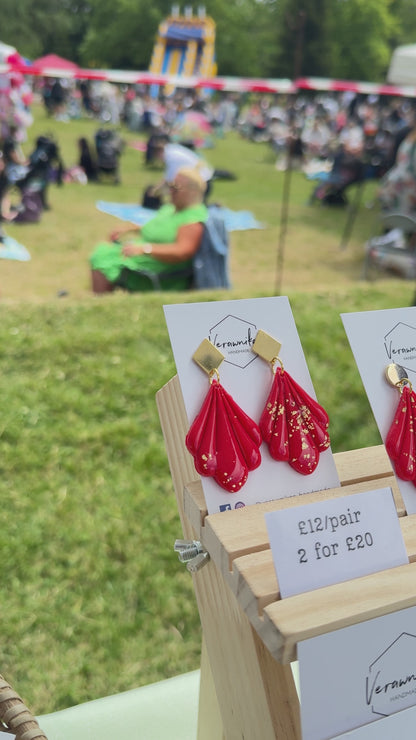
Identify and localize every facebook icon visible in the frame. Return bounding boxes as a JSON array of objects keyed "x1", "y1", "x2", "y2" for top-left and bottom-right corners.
[{"x1": 219, "y1": 503, "x2": 232, "y2": 512}]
